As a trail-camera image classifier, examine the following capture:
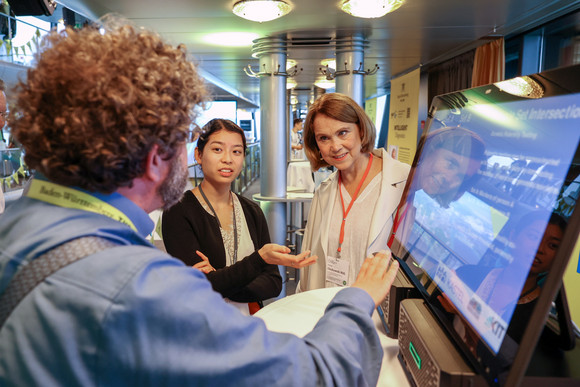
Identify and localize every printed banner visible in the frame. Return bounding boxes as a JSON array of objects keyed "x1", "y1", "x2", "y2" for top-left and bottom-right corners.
[{"x1": 387, "y1": 68, "x2": 420, "y2": 165}]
